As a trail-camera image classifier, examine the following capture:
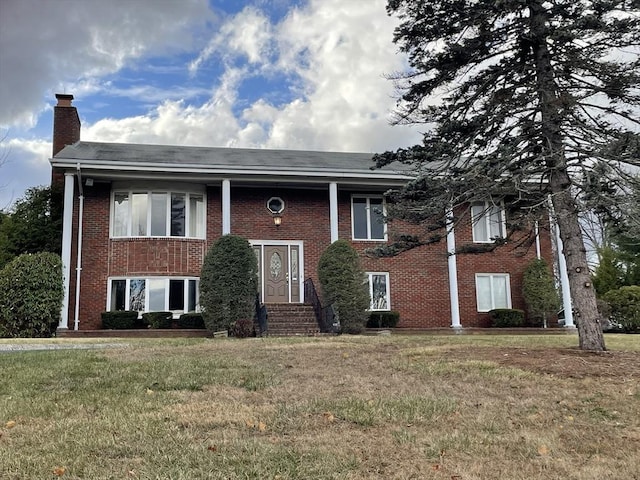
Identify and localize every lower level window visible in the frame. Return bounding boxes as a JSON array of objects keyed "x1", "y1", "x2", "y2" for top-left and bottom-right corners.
[
  {"x1": 475, "y1": 273, "x2": 511, "y2": 312},
  {"x1": 366, "y1": 272, "x2": 390, "y2": 311},
  {"x1": 109, "y1": 277, "x2": 199, "y2": 313}
]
